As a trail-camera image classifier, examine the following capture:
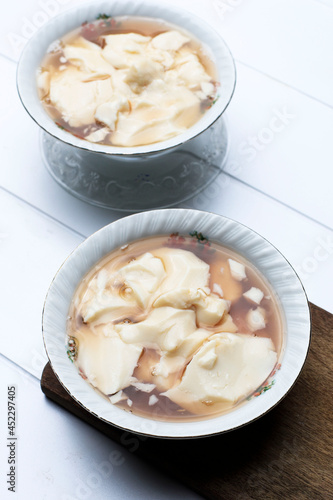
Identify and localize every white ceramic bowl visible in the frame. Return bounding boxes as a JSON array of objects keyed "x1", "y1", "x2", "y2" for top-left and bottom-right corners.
[
  {"x1": 42, "y1": 209, "x2": 311, "y2": 439},
  {"x1": 17, "y1": 0, "x2": 236, "y2": 158}
]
